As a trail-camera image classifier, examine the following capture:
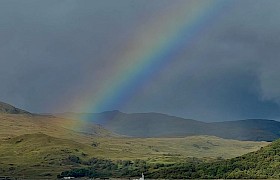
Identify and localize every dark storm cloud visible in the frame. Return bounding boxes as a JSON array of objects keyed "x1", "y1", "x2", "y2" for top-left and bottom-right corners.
[
  {"x1": 0, "y1": 0, "x2": 162, "y2": 111},
  {"x1": 120, "y1": 0, "x2": 280, "y2": 121},
  {"x1": 1, "y1": 0, "x2": 280, "y2": 121}
]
